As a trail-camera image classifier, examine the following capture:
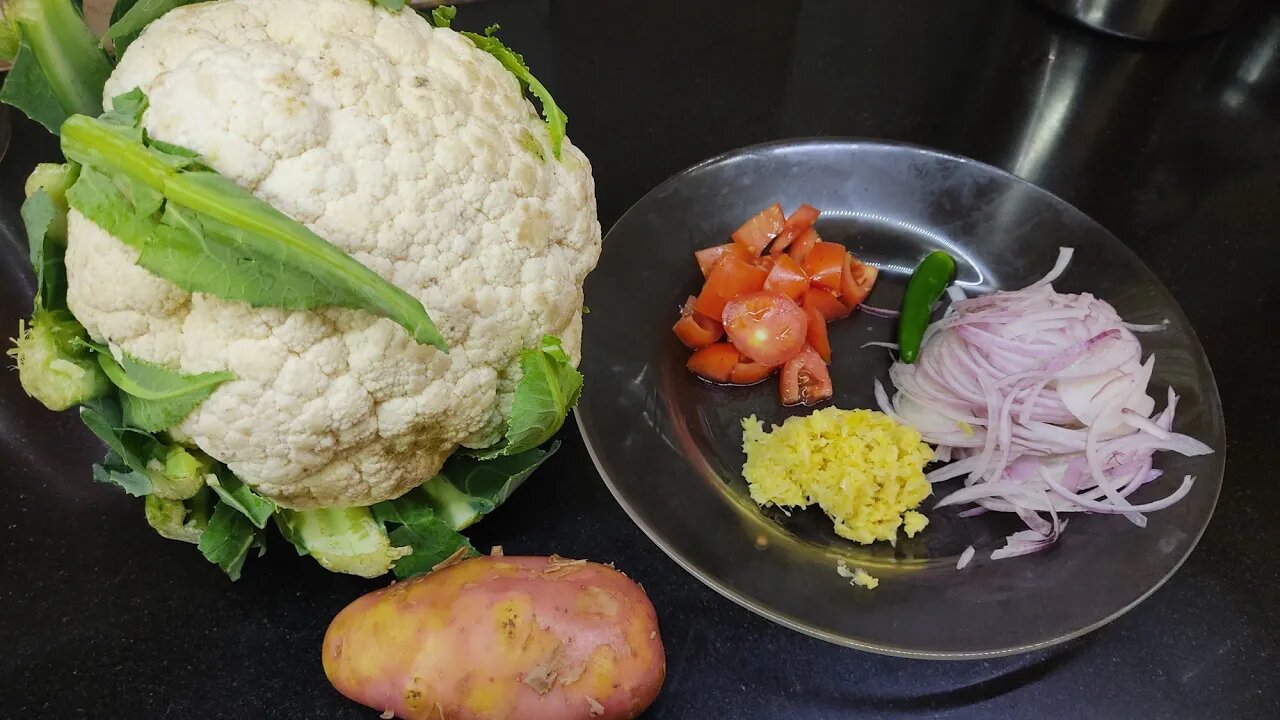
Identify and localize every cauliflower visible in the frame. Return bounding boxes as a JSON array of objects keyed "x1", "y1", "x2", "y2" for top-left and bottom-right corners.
[{"x1": 58, "y1": 0, "x2": 600, "y2": 509}]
